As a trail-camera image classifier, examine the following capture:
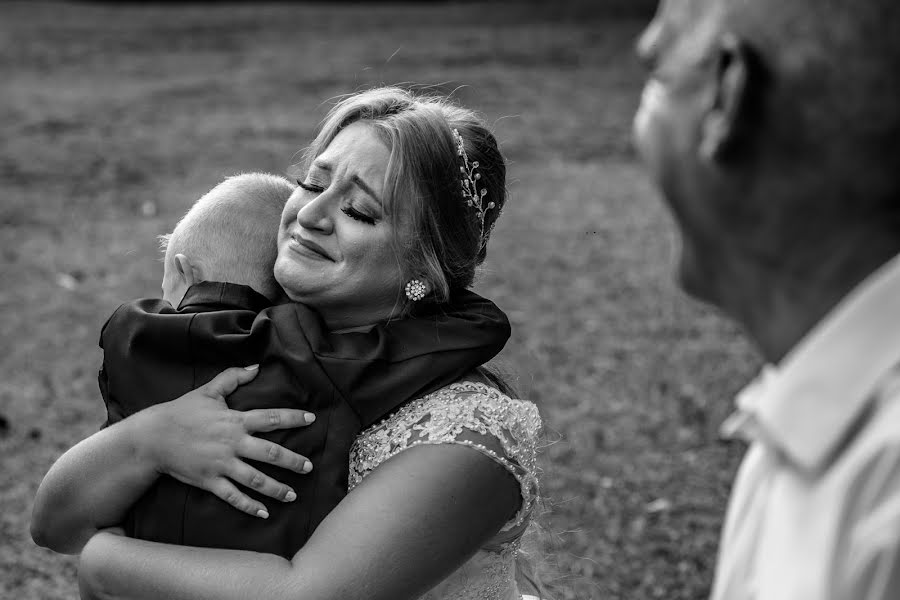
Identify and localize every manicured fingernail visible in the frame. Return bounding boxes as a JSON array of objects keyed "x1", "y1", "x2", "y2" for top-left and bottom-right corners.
[
  {"x1": 245, "y1": 364, "x2": 259, "y2": 371},
  {"x1": 302, "y1": 460, "x2": 313, "y2": 473},
  {"x1": 285, "y1": 490, "x2": 297, "y2": 502},
  {"x1": 304, "y1": 413, "x2": 316, "y2": 424},
  {"x1": 256, "y1": 509, "x2": 269, "y2": 519}
]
